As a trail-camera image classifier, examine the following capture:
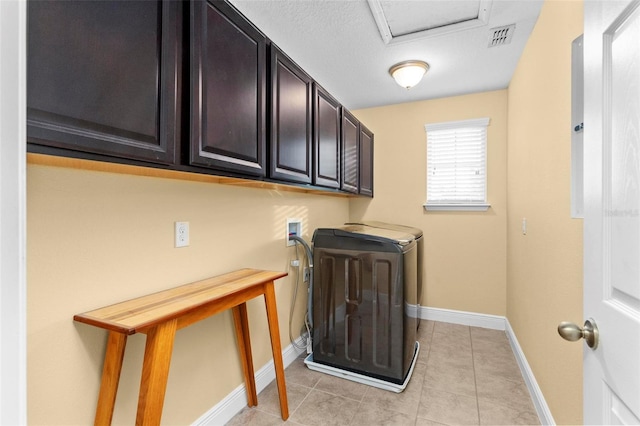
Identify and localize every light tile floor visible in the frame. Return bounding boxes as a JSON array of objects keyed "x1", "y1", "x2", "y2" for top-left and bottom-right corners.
[{"x1": 226, "y1": 320, "x2": 540, "y2": 426}]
